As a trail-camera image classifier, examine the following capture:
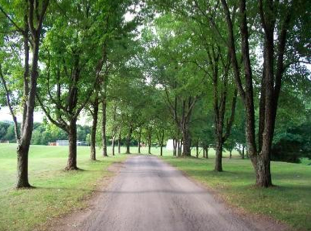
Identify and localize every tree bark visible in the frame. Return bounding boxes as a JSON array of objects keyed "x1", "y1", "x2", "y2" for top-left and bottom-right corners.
[
  {"x1": 90, "y1": 98, "x2": 99, "y2": 161},
  {"x1": 101, "y1": 100, "x2": 108, "y2": 157},
  {"x1": 118, "y1": 130, "x2": 121, "y2": 154},
  {"x1": 147, "y1": 128, "x2": 152, "y2": 154},
  {"x1": 138, "y1": 128, "x2": 142, "y2": 154},
  {"x1": 182, "y1": 127, "x2": 191, "y2": 156},
  {"x1": 253, "y1": 155, "x2": 272, "y2": 187},
  {"x1": 126, "y1": 127, "x2": 132, "y2": 154},
  {"x1": 173, "y1": 138, "x2": 177, "y2": 156},
  {"x1": 214, "y1": 139, "x2": 223, "y2": 171},
  {"x1": 178, "y1": 139, "x2": 182, "y2": 157},
  {"x1": 66, "y1": 119, "x2": 78, "y2": 170},
  {"x1": 196, "y1": 141, "x2": 199, "y2": 158},
  {"x1": 16, "y1": 144, "x2": 31, "y2": 188},
  {"x1": 112, "y1": 135, "x2": 115, "y2": 156},
  {"x1": 160, "y1": 130, "x2": 164, "y2": 156},
  {"x1": 16, "y1": 1, "x2": 48, "y2": 187}
]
